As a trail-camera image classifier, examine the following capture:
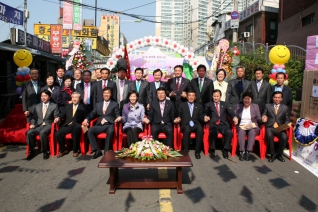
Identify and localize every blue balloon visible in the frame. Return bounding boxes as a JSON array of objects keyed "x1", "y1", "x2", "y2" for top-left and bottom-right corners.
[
  {"x1": 277, "y1": 68, "x2": 283, "y2": 72},
  {"x1": 20, "y1": 71, "x2": 26, "y2": 76},
  {"x1": 282, "y1": 69, "x2": 286, "y2": 73},
  {"x1": 16, "y1": 72, "x2": 21, "y2": 76},
  {"x1": 271, "y1": 69, "x2": 277, "y2": 74}
]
